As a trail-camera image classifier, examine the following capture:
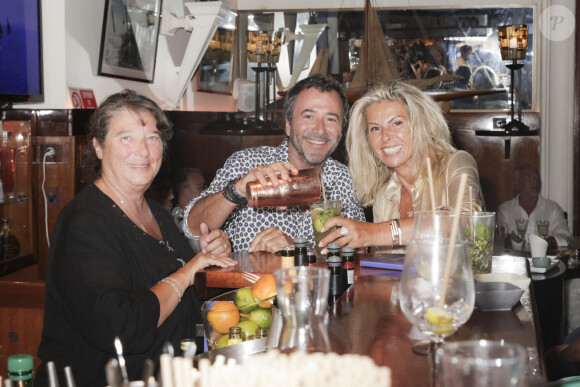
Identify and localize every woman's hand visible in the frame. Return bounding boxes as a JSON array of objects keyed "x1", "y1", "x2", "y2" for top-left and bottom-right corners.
[
  {"x1": 318, "y1": 217, "x2": 382, "y2": 253},
  {"x1": 248, "y1": 227, "x2": 293, "y2": 253},
  {"x1": 199, "y1": 222, "x2": 231, "y2": 256},
  {"x1": 179, "y1": 252, "x2": 238, "y2": 288}
]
